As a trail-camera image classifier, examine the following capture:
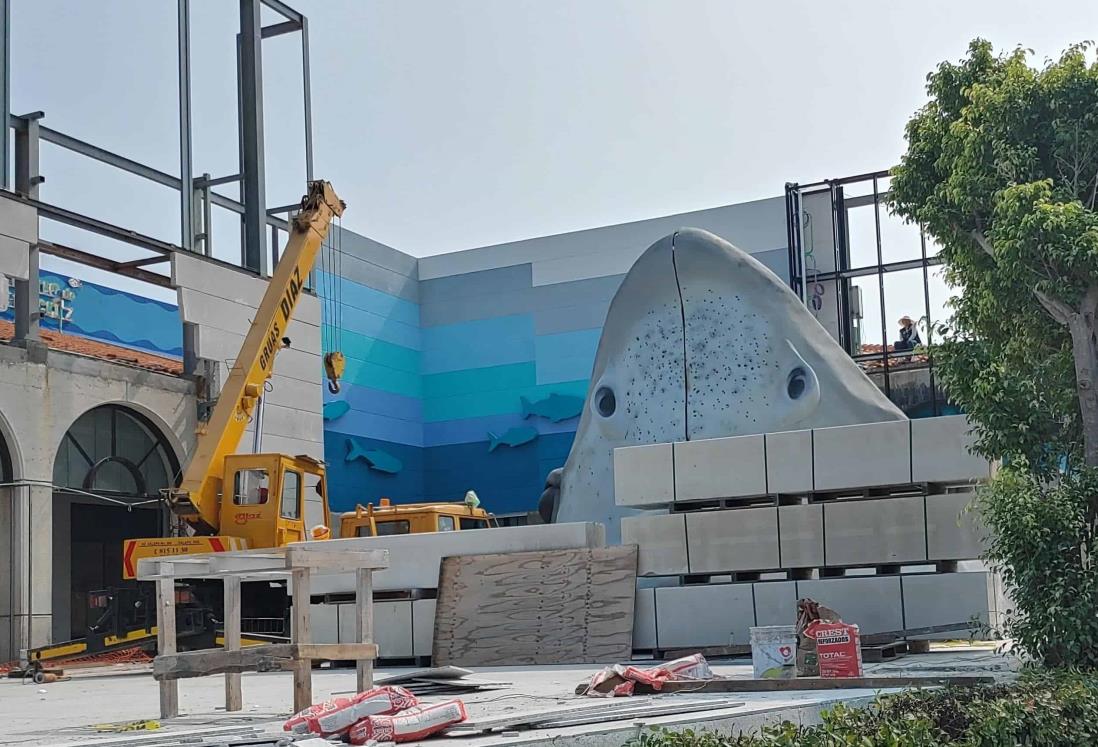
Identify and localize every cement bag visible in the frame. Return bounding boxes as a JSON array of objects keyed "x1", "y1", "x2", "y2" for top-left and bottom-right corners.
[
  {"x1": 347, "y1": 699, "x2": 468, "y2": 744},
  {"x1": 283, "y1": 686, "x2": 419, "y2": 737},
  {"x1": 795, "y1": 598, "x2": 842, "y2": 677}
]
